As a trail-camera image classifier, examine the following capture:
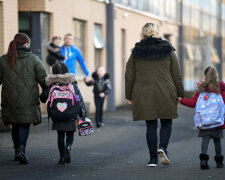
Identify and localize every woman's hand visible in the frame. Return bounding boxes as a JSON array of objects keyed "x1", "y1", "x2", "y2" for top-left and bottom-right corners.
[
  {"x1": 99, "y1": 92, "x2": 105, "y2": 98},
  {"x1": 127, "y1": 100, "x2": 132, "y2": 104},
  {"x1": 177, "y1": 97, "x2": 182, "y2": 102}
]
